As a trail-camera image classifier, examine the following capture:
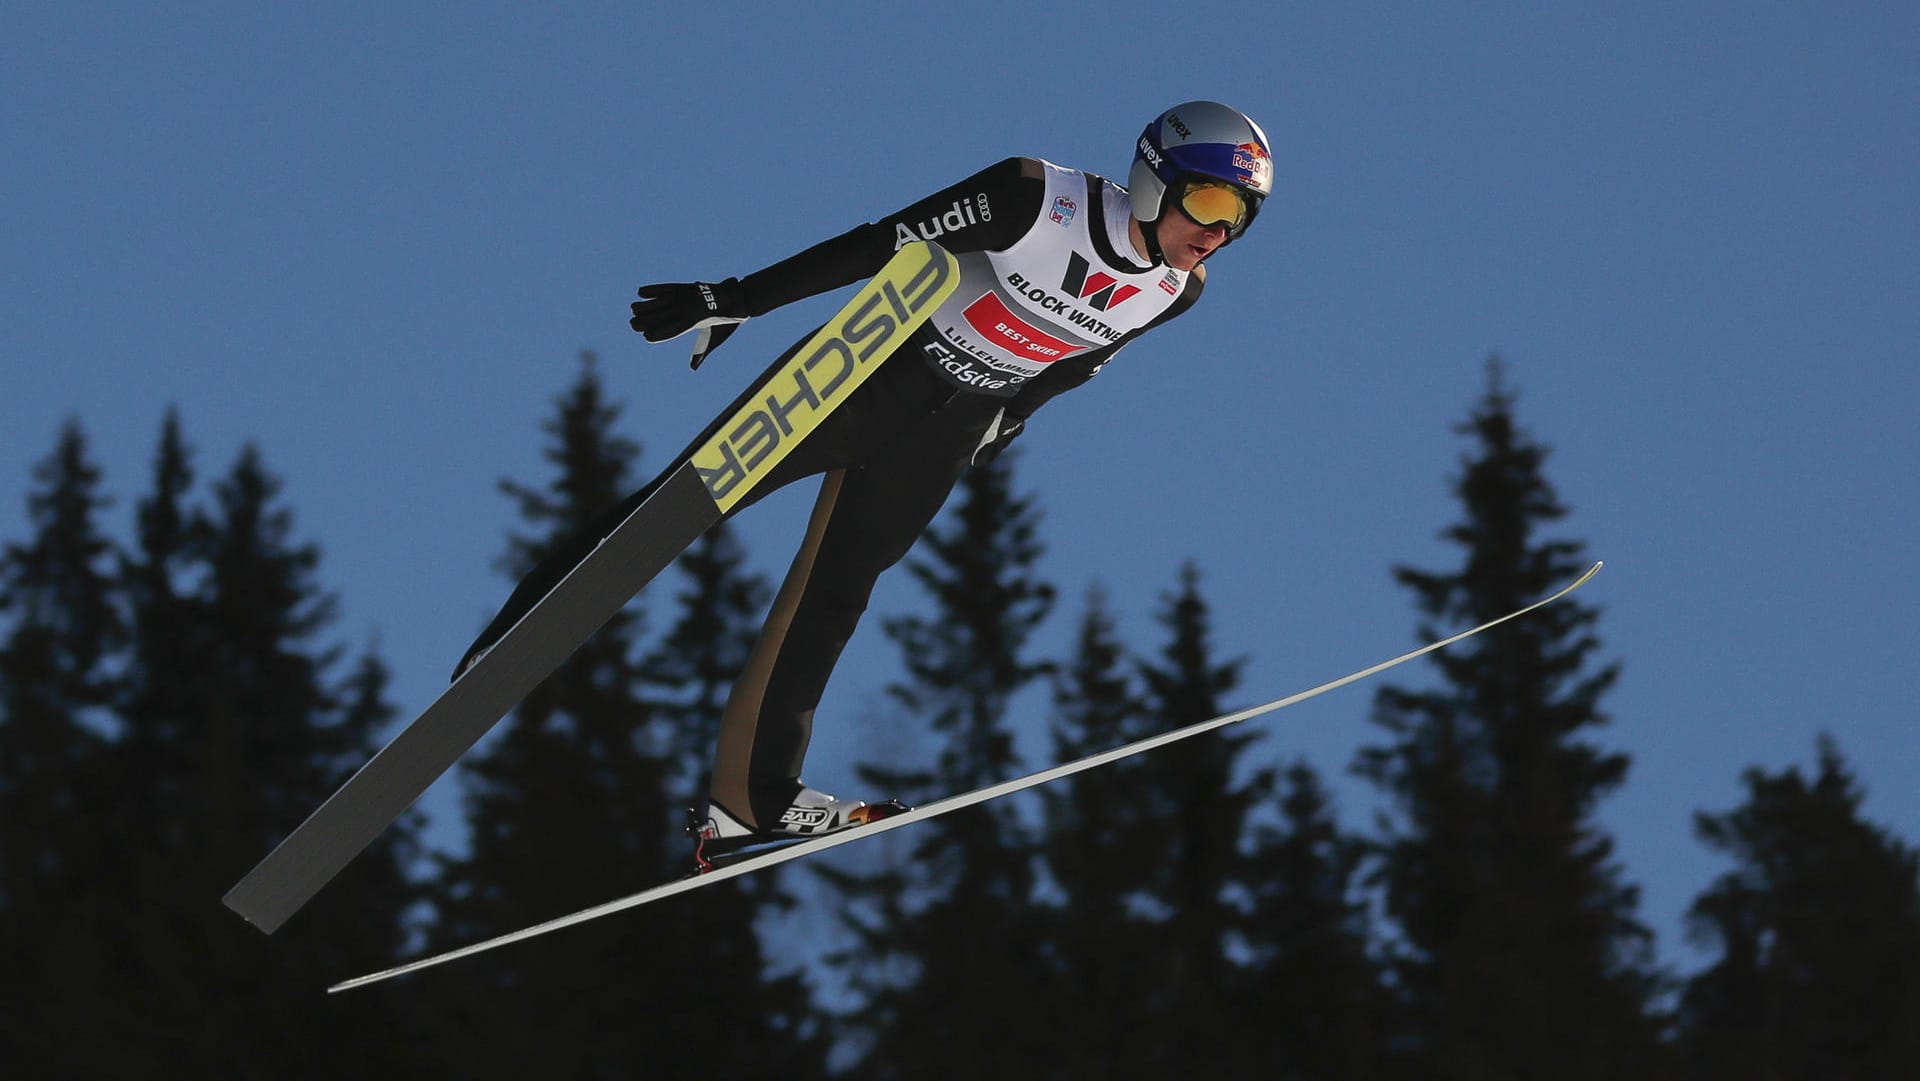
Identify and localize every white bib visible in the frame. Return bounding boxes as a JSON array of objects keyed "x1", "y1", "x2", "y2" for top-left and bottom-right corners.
[{"x1": 917, "y1": 161, "x2": 1188, "y2": 396}]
